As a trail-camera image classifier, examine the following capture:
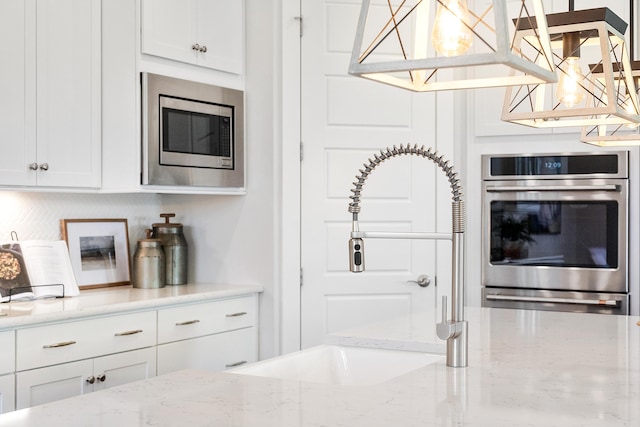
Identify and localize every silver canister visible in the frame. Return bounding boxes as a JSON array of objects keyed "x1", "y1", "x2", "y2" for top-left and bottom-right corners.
[
  {"x1": 132, "y1": 235, "x2": 165, "y2": 289},
  {"x1": 150, "y1": 213, "x2": 188, "y2": 285}
]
